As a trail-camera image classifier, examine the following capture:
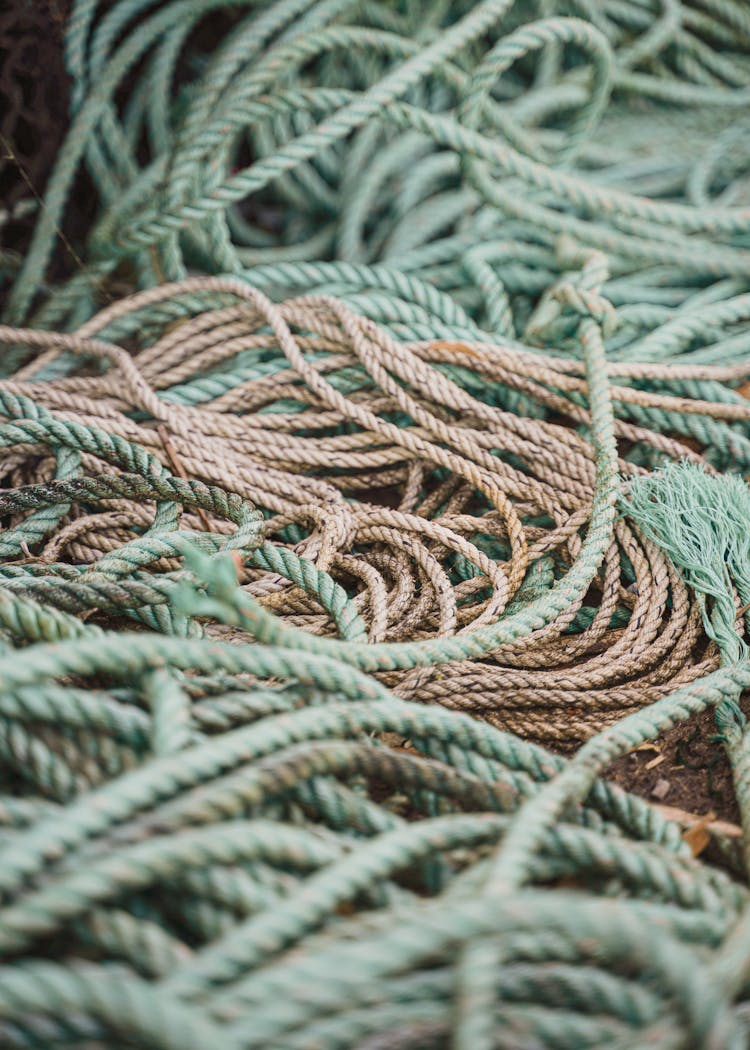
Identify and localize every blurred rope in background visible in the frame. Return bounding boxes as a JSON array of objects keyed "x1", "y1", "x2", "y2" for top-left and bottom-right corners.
[{"x1": 1, "y1": 1, "x2": 750, "y2": 1047}]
